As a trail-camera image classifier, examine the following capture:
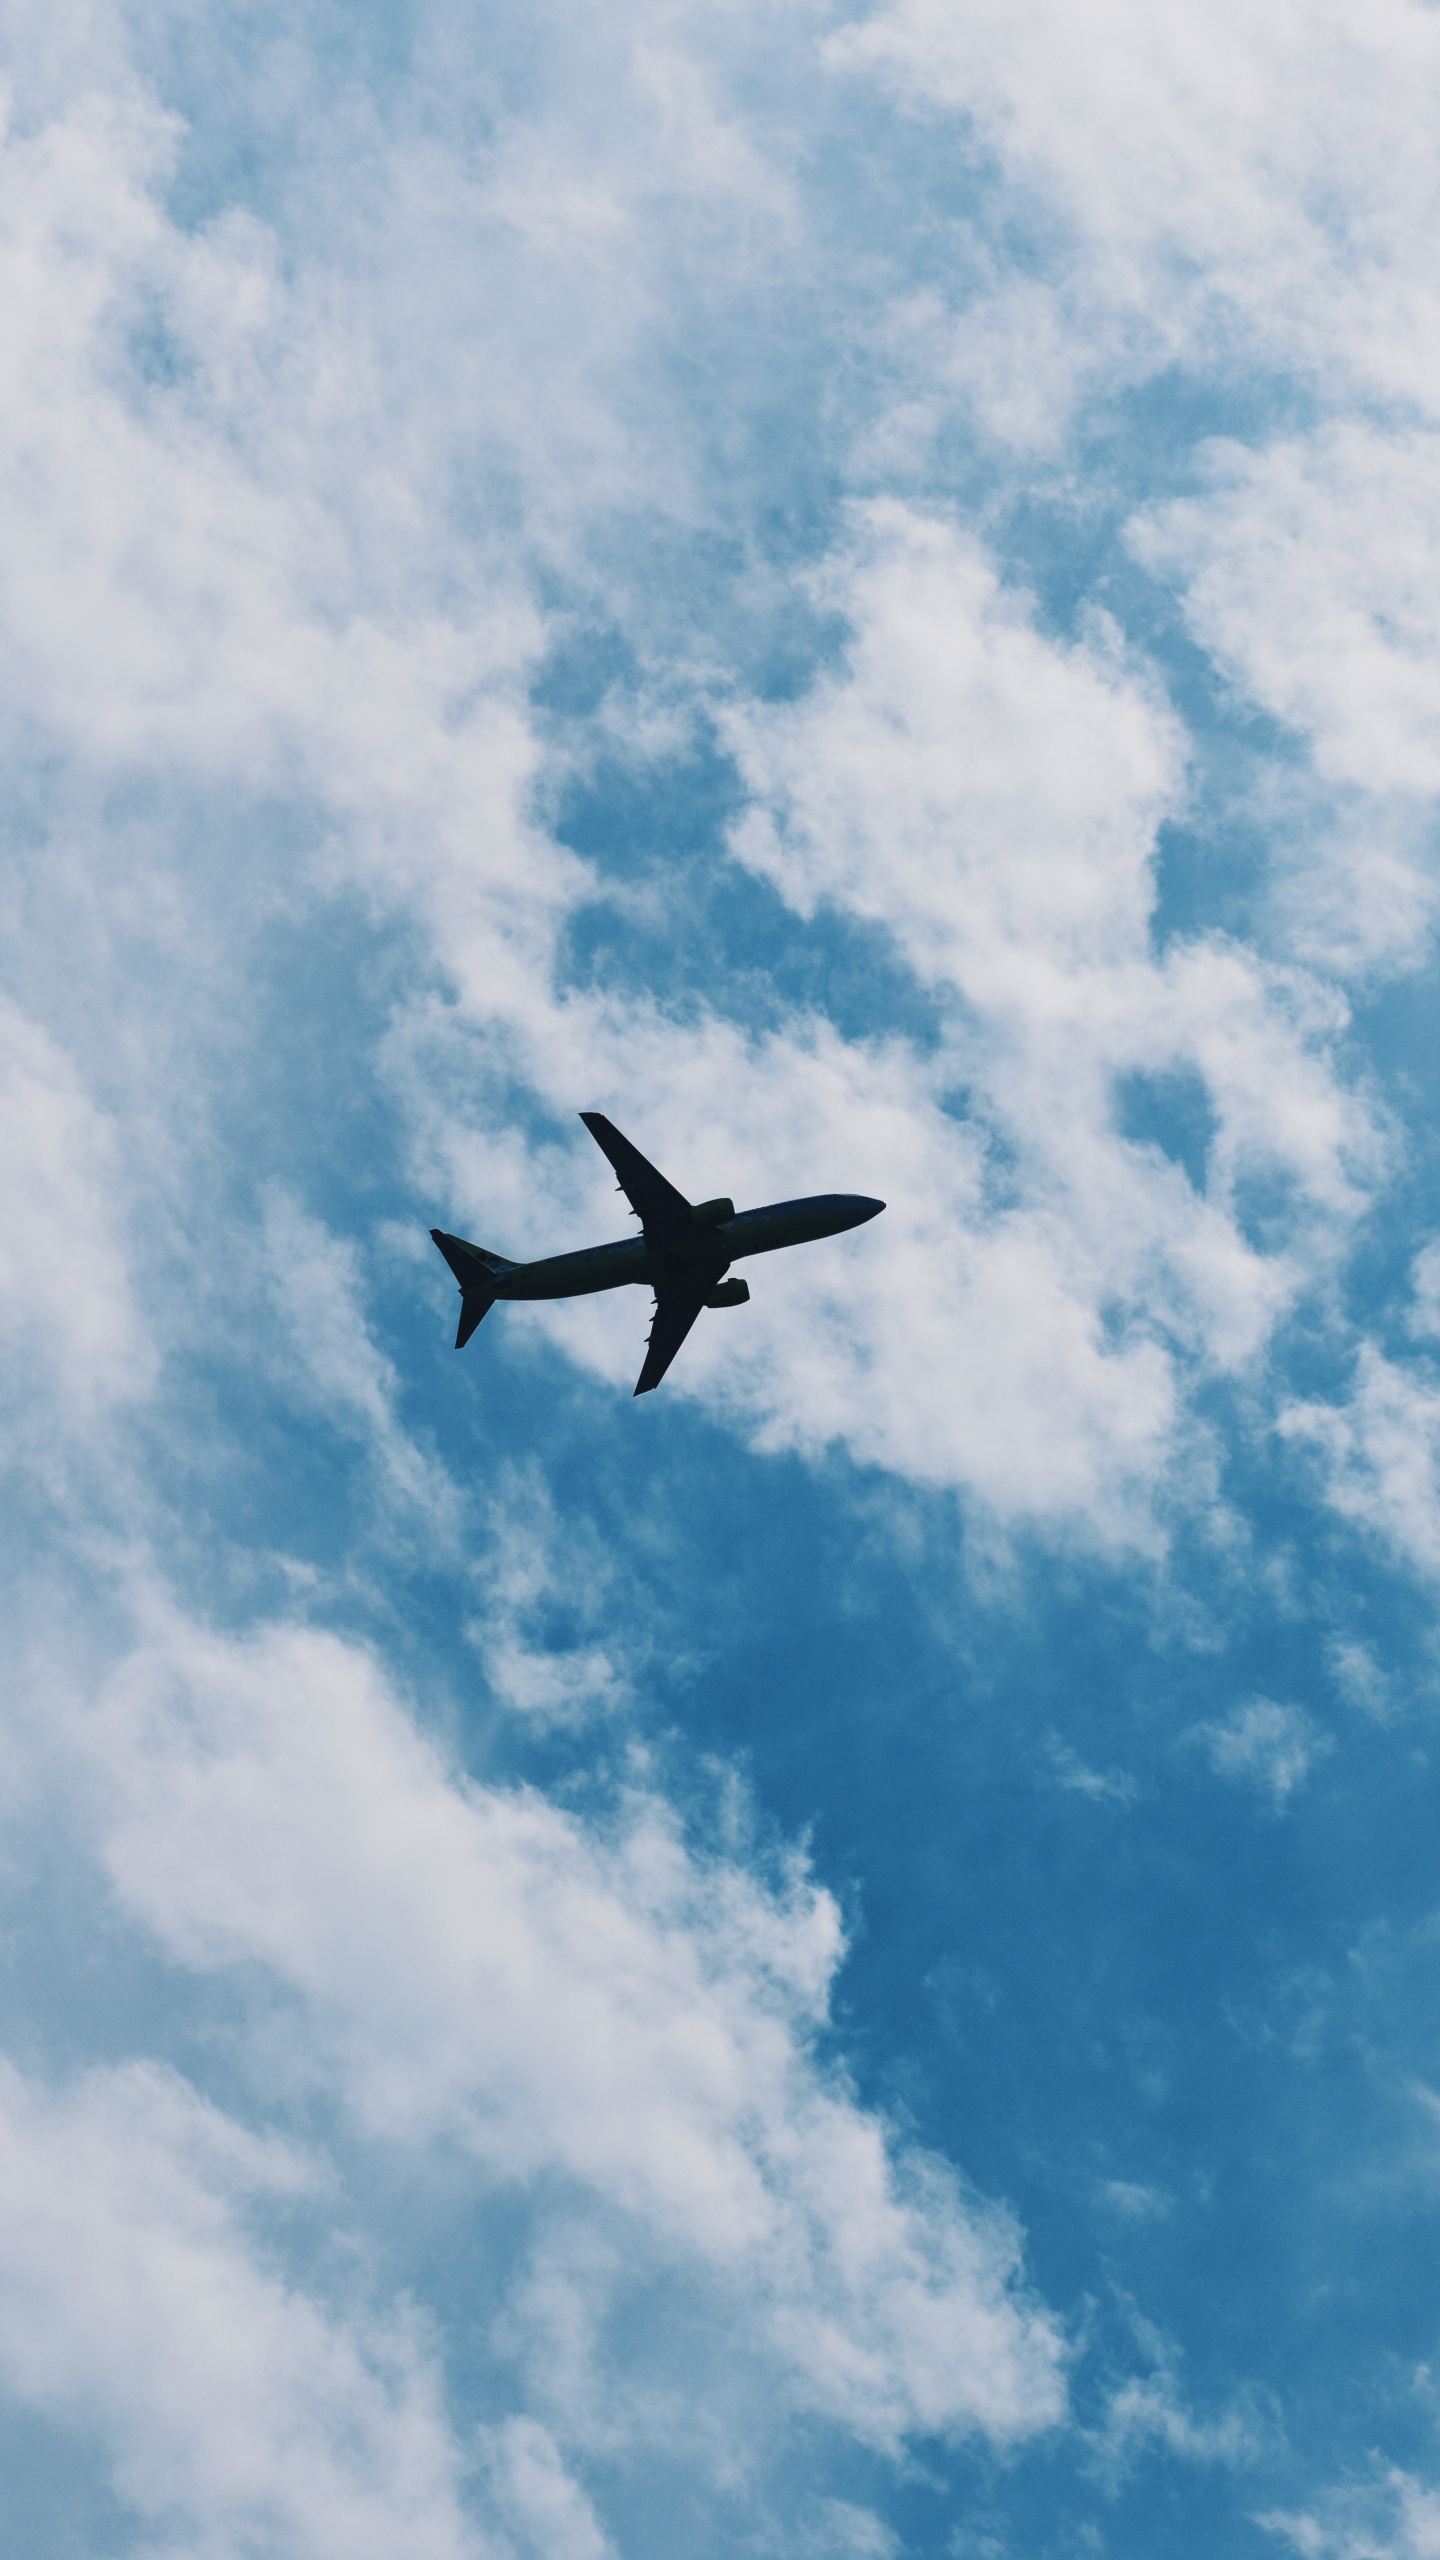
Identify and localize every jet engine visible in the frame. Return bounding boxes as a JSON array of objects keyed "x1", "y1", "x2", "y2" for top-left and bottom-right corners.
[
  {"x1": 705, "y1": 1278, "x2": 750, "y2": 1308},
  {"x1": 689, "y1": 1197, "x2": 735, "y2": 1225}
]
